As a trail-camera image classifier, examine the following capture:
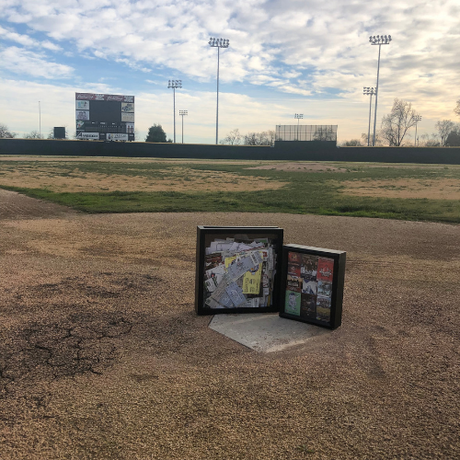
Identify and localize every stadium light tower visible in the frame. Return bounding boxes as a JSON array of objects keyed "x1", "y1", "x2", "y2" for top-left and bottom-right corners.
[
  {"x1": 38, "y1": 101, "x2": 41, "y2": 138},
  {"x1": 369, "y1": 34, "x2": 392, "y2": 146},
  {"x1": 168, "y1": 80, "x2": 182, "y2": 143},
  {"x1": 209, "y1": 37, "x2": 229, "y2": 144},
  {"x1": 179, "y1": 110, "x2": 188, "y2": 144},
  {"x1": 414, "y1": 115, "x2": 422, "y2": 146},
  {"x1": 294, "y1": 113, "x2": 303, "y2": 141},
  {"x1": 363, "y1": 87, "x2": 376, "y2": 146}
]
